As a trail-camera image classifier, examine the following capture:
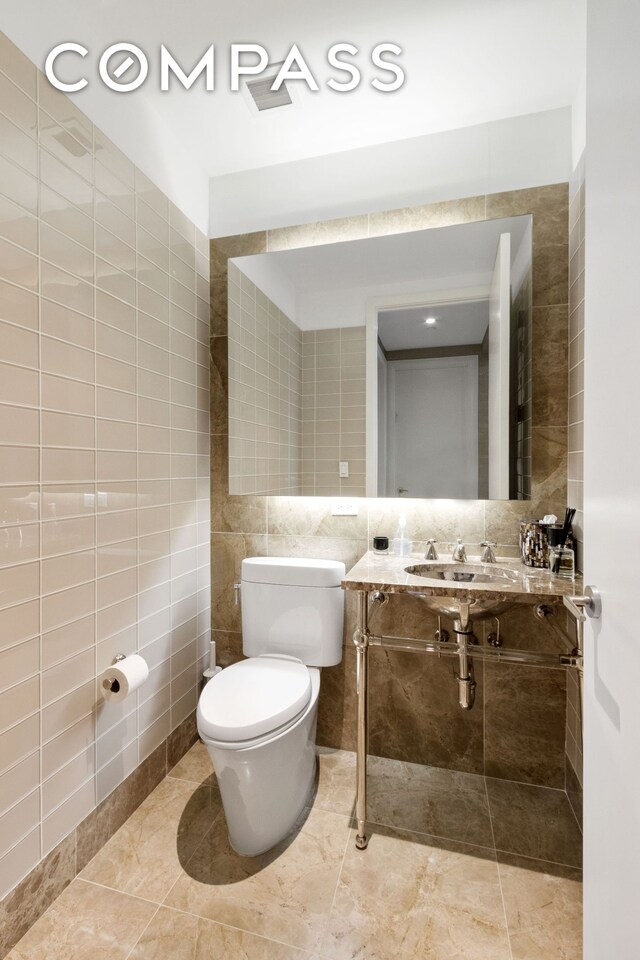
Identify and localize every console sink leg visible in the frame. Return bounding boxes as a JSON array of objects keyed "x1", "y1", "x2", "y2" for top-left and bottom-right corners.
[{"x1": 354, "y1": 590, "x2": 370, "y2": 850}]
